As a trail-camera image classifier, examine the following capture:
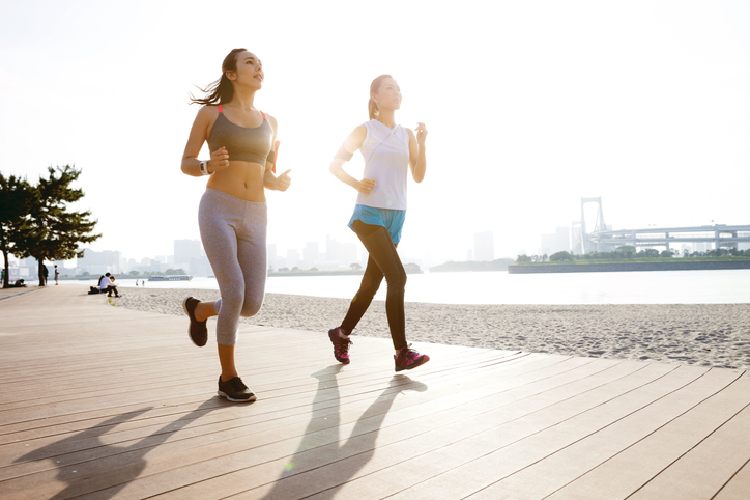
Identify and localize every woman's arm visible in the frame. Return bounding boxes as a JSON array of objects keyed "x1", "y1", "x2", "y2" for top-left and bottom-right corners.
[
  {"x1": 329, "y1": 125, "x2": 375, "y2": 193},
  {"x1": 180, "y1": 106, "x2": 229, "y2": 176},
  {"x1": 407, "y1": 122, "x2": 427, "y2": 183},
  {"x1": 262, "y1": 114, "x2": 291, "y2": 191}
]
